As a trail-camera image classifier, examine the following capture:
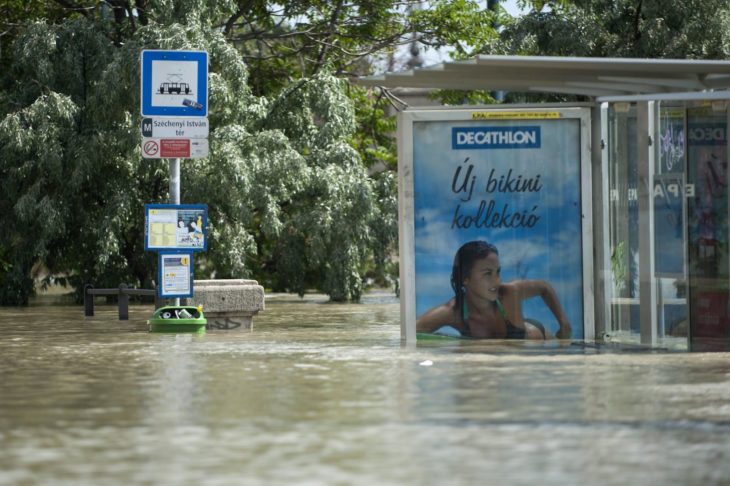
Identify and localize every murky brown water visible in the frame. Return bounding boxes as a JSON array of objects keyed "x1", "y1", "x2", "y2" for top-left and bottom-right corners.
[{"x1": 1, "y1": 291, "x2": 730, "y2": 485}]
